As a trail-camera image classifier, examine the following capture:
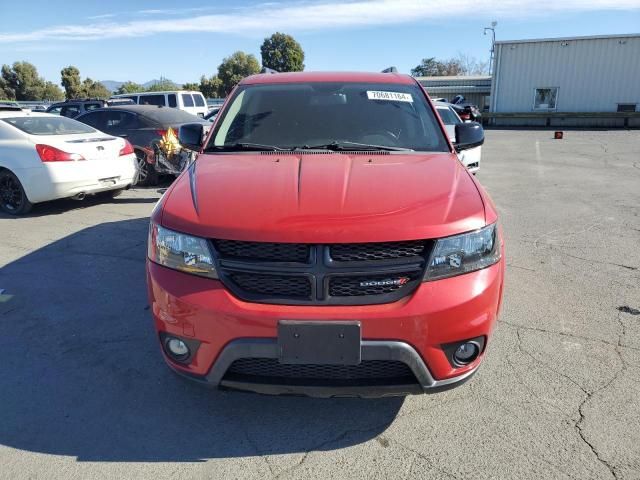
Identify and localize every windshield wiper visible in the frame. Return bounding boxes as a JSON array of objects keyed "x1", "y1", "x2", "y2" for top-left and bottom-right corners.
[
  {"x1": 208, "y1": 142, "x2": 288, "y2": 152},
  {"x1": 295, "y1": 141, "x2": 413, "y2": 152}
]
